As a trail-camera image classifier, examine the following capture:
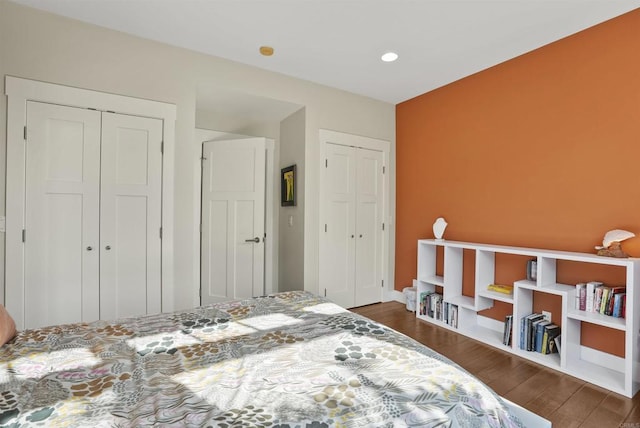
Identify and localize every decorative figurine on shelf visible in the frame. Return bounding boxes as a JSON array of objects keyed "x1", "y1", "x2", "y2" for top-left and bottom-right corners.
[
  {"x1": 595, "y1": 229, "x2": 635, "y2": 258},
  {"x1": 433, "y1": 217, "x2": 448, "y2": 241}
]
